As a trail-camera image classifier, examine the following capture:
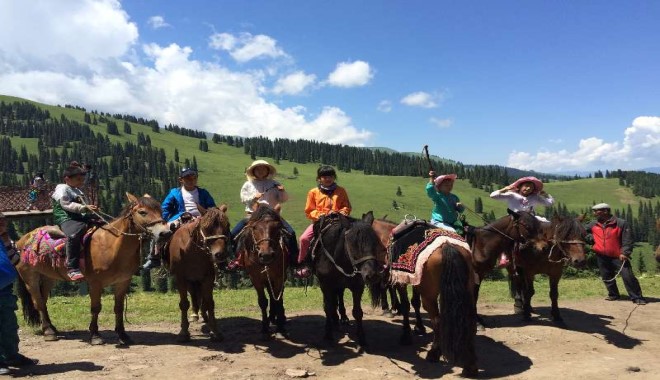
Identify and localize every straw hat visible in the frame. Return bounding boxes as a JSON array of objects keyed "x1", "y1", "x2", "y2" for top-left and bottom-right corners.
[
  {"x1": 246, "y1": 160, "x2": 277, "y2": 180},
  {"x1": 510, "y1": 176, "x2": 543, "y2": 194},
  {"x1": 433, "y1": 174, "x2": 457, "y2": 187}
]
